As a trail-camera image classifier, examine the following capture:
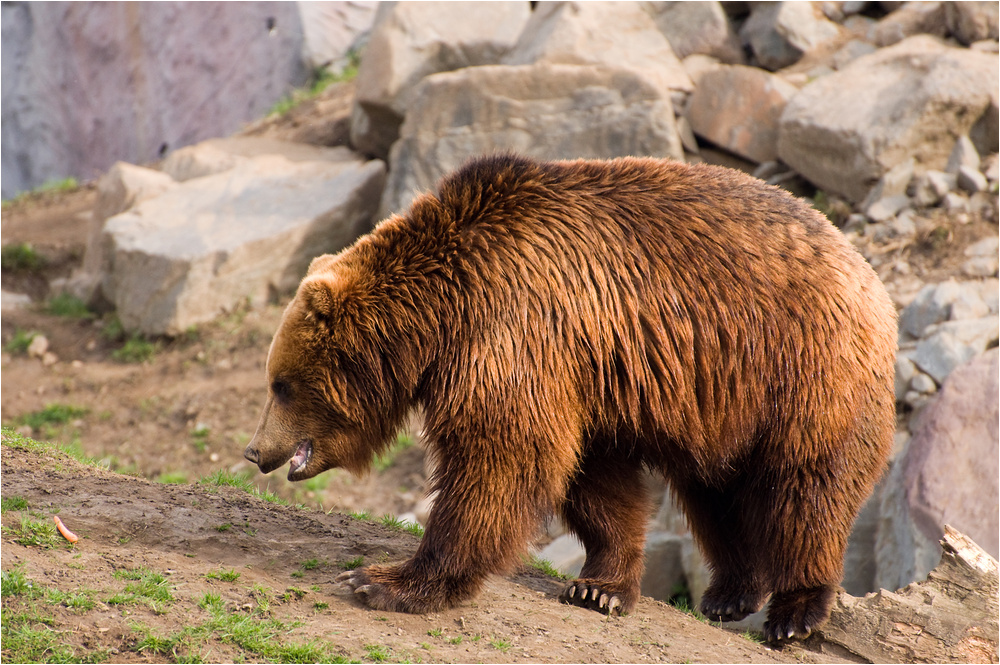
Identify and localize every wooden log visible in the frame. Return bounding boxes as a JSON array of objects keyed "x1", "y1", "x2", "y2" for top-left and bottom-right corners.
[{"x1": 812, "y1": 525, "x2": 999, "y2": 663}]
